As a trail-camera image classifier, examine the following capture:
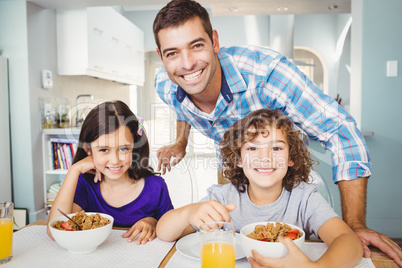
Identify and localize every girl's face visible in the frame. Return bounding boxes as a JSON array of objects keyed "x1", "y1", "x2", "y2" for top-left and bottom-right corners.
[
  {"x1": 238, "y1": 125, "x2": 294, "y2": 192},
  {"x1": 89, "y1": 126, "x2": 134, "y2": 181}
]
